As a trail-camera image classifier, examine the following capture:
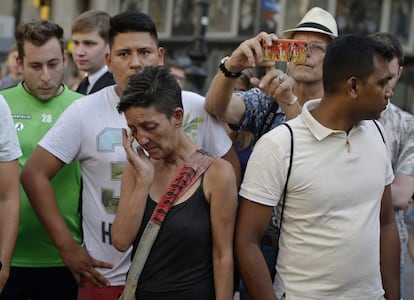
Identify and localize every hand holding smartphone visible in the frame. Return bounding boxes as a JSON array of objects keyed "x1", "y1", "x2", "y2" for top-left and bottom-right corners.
[{"x1": 262, "y1": 39, "x2": 309, "y2": 63}]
